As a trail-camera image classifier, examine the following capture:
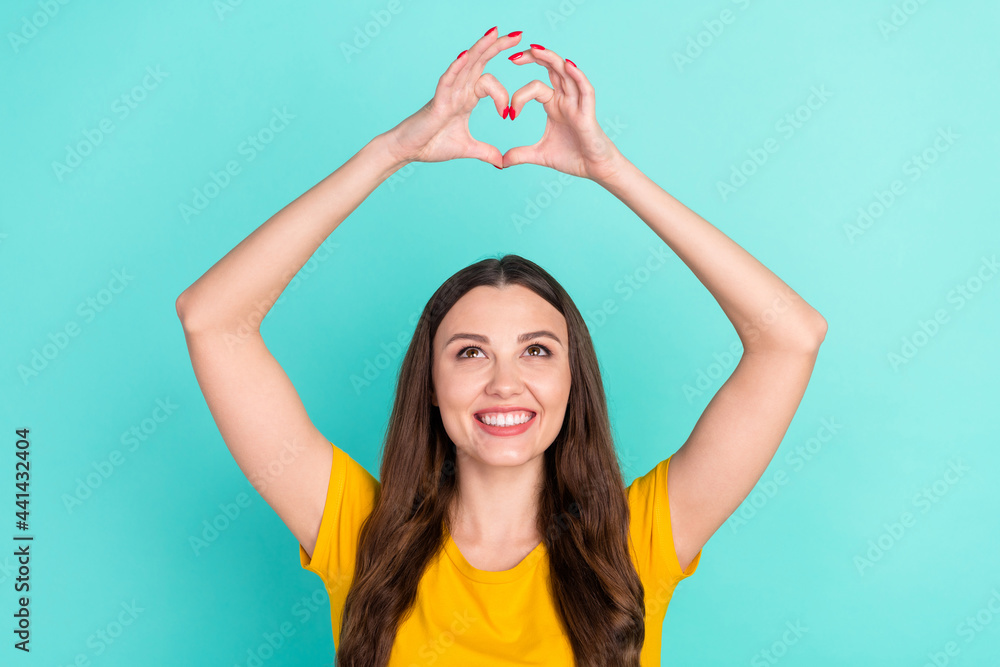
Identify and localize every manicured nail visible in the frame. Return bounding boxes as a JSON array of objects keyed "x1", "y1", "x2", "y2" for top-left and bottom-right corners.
[
  {"x1": 494, "y1": 164, "x2": 502, "y2": 169},
  {"x1": 484, "y1": 26, "x2": 497, "y2": 36},
  {"x1": 502, "y1": 105, "x2": 509, "y2": 119},
  {"x1": 565, "y1": 58, "x2": 576, "y2": 67},
  {"x1": 457, "y1": 50, "x2": 468, "y2": 59},
  {"x1": 530, "y1": 43, "x2": 545, "y2": 50},
  {"x1": 509, "y1": 106, "x2": 516, "y2": 120},
  {"x1": 508, "y1": 52, "x2": 523, "y2": 61},
  {"x1": 507, "y1": 30, "x2": 523, "y2": 37}
]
